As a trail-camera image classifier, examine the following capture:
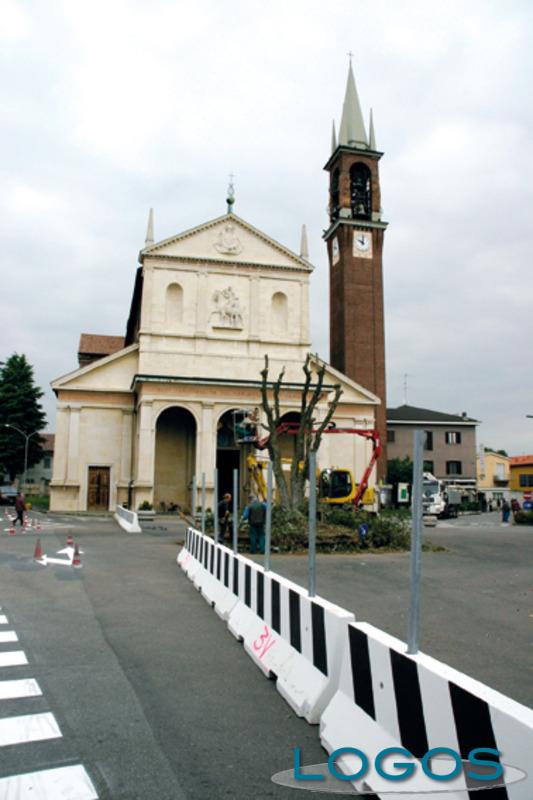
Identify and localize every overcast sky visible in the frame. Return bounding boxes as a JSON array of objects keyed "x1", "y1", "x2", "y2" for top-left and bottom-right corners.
[{"x1": 1, "y1": 0, "x2": 532, "y2": 455}]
